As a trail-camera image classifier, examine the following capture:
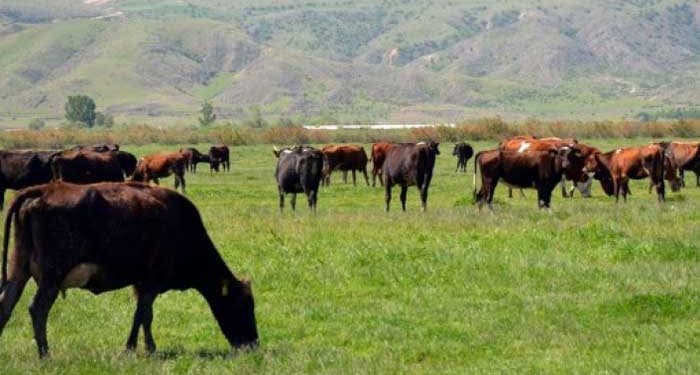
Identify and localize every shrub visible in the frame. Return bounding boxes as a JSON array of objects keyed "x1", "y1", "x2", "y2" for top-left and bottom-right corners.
[{"x1": 28, "y1": 118, "x2": 45, "y2": 130}]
